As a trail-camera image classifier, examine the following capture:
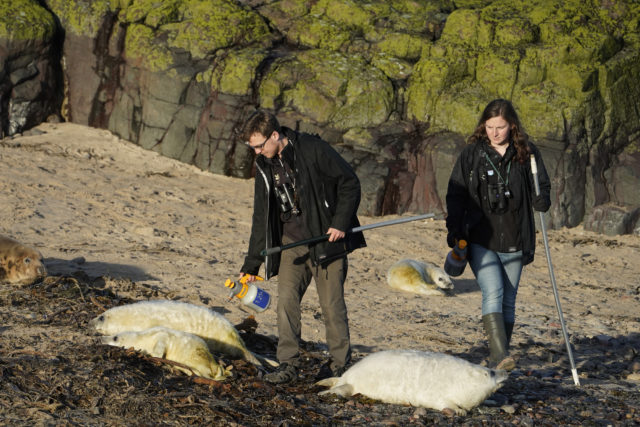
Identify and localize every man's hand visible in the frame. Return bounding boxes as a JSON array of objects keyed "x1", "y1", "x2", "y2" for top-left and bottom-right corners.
[
  {"x1": 239, "y1": 273, "x2": 258, "y2": 283},
  {"x1": 326, "y1": 227, "x2": 345, "y2": 242}
]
